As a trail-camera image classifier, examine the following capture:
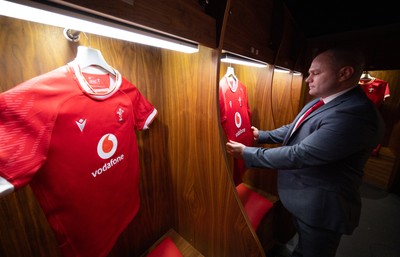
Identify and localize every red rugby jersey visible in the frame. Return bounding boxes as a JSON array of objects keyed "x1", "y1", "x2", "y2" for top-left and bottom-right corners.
[
  {"x1": 359, "y1": 78, "x2": 390, "y2": 108},
  {"x1": 0, "y1": 62, "x2": 157, "y2": 257},
  {"x1": 219, "y1": 76, "x2": 253, "y2": 185}
]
